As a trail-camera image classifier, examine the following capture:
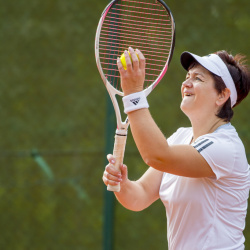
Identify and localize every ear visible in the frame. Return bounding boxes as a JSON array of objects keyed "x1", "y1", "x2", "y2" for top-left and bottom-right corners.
[{"x1": 216, "y1": 88, "x2": 231, "y2": 107}]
